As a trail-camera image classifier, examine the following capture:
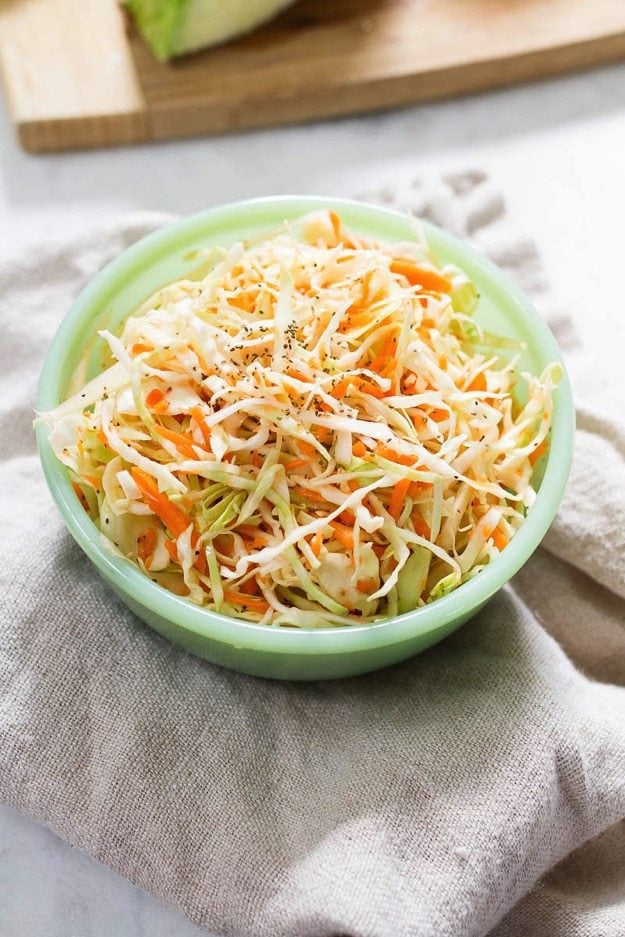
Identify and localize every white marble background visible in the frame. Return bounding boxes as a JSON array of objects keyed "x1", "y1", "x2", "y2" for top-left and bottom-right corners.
[{"x1": 2, "y1": 60, "x2": 625, "y2": 935}]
